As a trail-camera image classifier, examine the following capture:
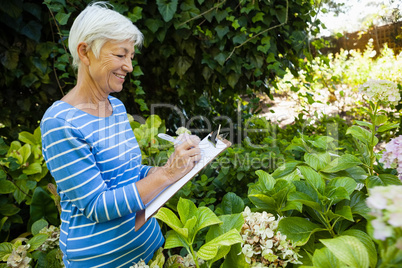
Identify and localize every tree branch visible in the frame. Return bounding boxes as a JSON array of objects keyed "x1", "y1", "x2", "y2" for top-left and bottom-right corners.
[{"x1": 178, "y1": 0, "x2": 227, "y2": 27}]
